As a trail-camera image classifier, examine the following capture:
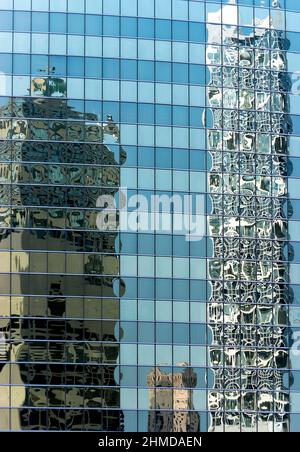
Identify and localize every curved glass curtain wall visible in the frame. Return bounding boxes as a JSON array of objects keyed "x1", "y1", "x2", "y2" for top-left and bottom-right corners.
[{"x1": 0, "y1": 0, "x2": 299, "y2": 432}]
